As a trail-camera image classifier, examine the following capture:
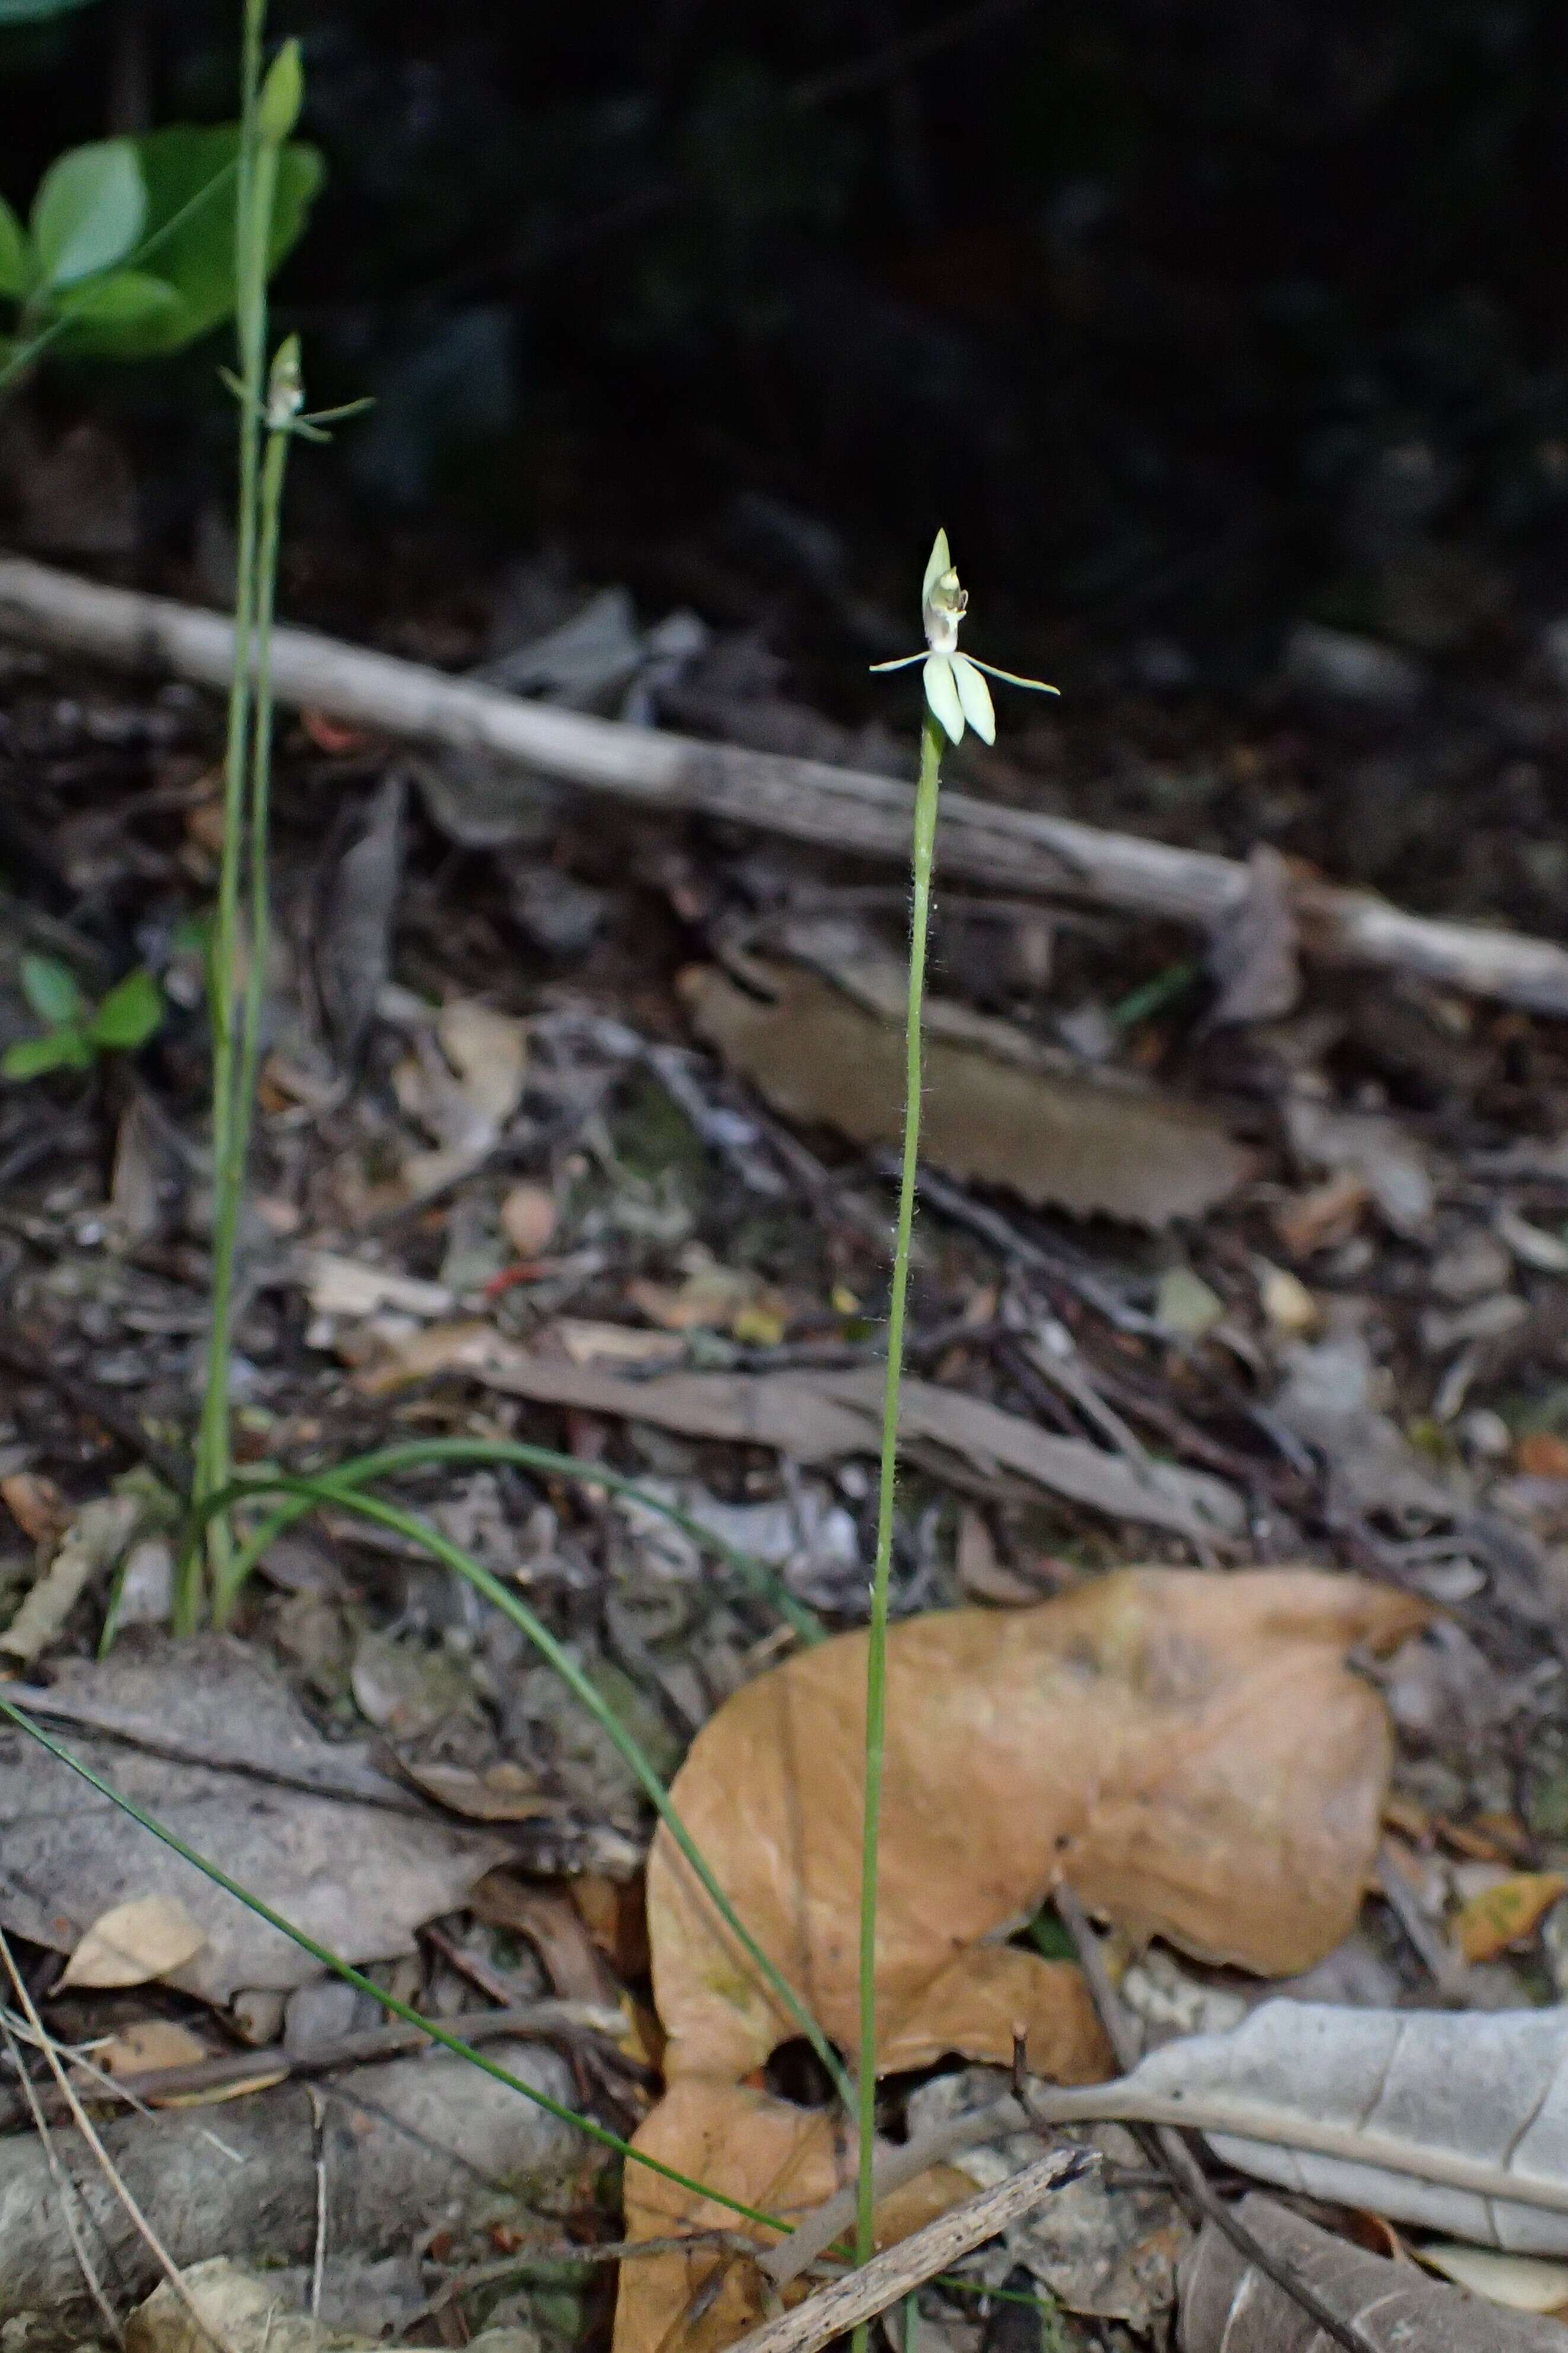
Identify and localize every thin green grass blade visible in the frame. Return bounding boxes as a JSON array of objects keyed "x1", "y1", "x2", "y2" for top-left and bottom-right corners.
[
  {"x1": 208, "y1": 1469, "x2": 851, "y2": 2107},
  {"x1": 0, "y1": 1692, "x2": 792, "y2": 2233},
  {"x1": 217, "y1": 1437, "x2": 826, "y2": 1644}
]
